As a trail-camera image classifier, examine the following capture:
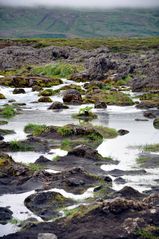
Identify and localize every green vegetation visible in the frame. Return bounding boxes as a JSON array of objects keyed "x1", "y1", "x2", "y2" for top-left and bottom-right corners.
[
  {"x1": 73, "y1": 106, "x2": 98, "y2": 121},
  {"x1": 142, "y1": 144, "x2": 159, "y2": 152},
  {"x1": 0, "y1": 120, "x2": 8, "y2": 125},
  {"x1": 0, "y1": 93, "x2": 6, "y2": 99},
  {"x1": 136, "y1": 155, "x2": 150, "y2": 165},
  {"x1": 24, "y1": 123, "x2": 48, "y2": 136},
  {"x1": 27, "y1": 163, "x2": 43, "y2": 172},
  {"x1": 153, "y1": 118, "x2": 159, "y2": 129},
  {"x1": 38, "y1": 96, "x2": 52, "y2": 102},
  {"x1": 32, "y1": 62, "x2": 84, "y2": 79},
  {"x1": 1, "y1": 7, "x2": 159, "y2": 40},
  {"x1": 136, "y1": 226, "x2": 159, "y2": 239},
  {"x1": 57, "y1": 125, "x2": 74, "y2": 136},
  {"x1": 63, "y1": 204, "x2": 99, "y2": 221},
  {"x1": 39, "y1": 89, "x2": 55, "y2": 97},
  {"x1": 10, "y1": 140, "x2": 33, "y2": 151},
  {"x1": 61, "y1": 139, "x2": 72, "y2": 151},
  {"x1": 94, "y1": 125, "x2": 118, "y2": 138},
  {"x1": 0, "y1": 105, "x2": 16, "y2": 118},
  {"x1": 84, "y1": 90, "x2": 134, "y2": 106}
]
